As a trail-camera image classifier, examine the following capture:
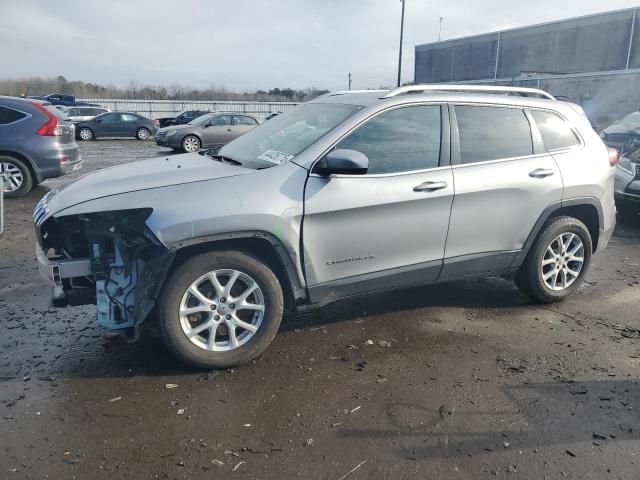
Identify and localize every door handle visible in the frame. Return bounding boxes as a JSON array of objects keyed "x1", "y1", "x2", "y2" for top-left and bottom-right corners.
[
  {"x1": 227, "y1": 128, "x2": 232, "y2": 132},
  {"x1": 529, "y1": 168, "x2": 555, "y2": 178},
  {"x1": 413, "y1": 181, "x2": 448, "y2": 192}
]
